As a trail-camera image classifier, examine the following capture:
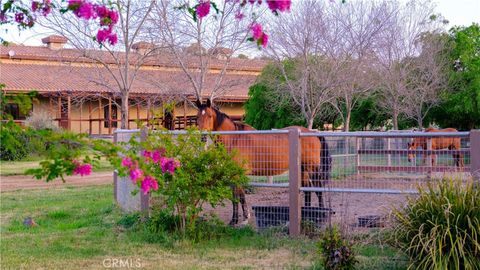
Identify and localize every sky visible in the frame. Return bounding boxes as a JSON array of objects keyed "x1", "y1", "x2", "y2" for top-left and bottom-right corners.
[{"x1": 1, "y1": 0, "x2": 479, "y2": 46}]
